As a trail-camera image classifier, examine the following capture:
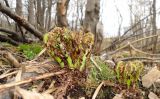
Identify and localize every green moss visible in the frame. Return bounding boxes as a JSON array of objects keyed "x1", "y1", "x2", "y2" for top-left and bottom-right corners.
[
  {"x1": 88, "y1": 57, "x2": 115, "y2": 83},
  {"x1": 18, "y1": 43, "x2": 43, "y2": 60}
]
